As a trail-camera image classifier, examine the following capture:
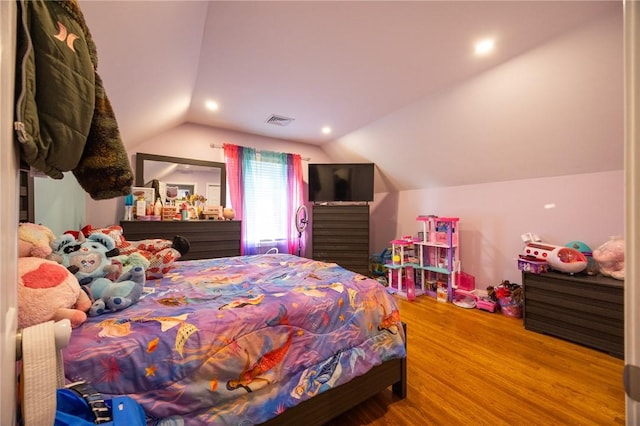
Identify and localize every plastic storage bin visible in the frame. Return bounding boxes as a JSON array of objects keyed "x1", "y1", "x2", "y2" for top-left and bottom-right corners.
[
  {"x1": 476, "y1": 297, "x2": 498, "y2": 313},
  {"x1": 499, "y1": 297, "x2": 523, "y2": 318},
  {"x1": 456, "y1": 272, "x2": 475, "y2": 291}
]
